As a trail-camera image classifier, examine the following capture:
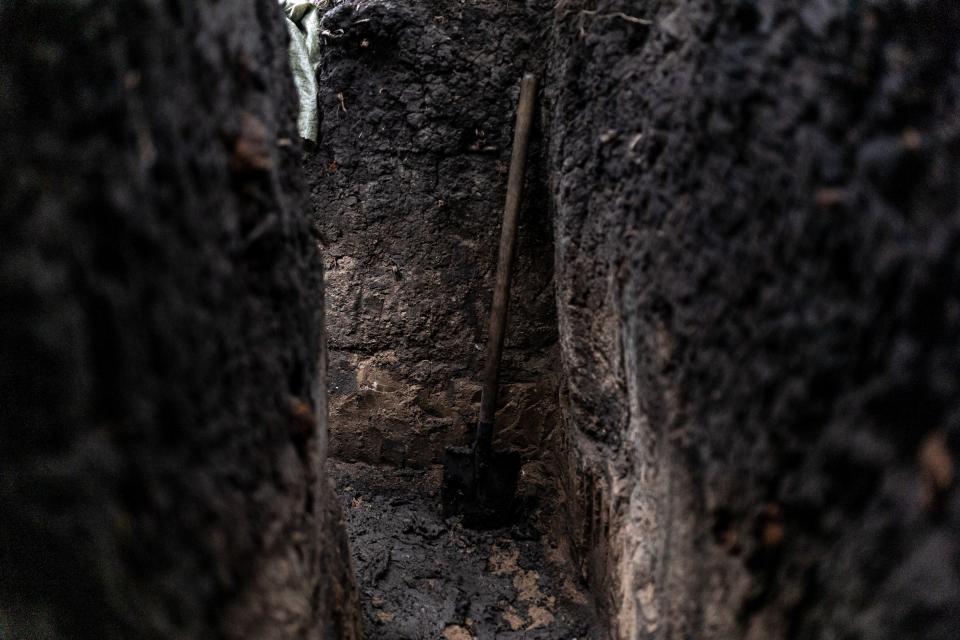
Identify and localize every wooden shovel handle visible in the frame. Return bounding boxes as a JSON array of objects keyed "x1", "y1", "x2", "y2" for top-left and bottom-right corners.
[{"x1": 477, "y1": 73, "x2": 539, "y2": 448}]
